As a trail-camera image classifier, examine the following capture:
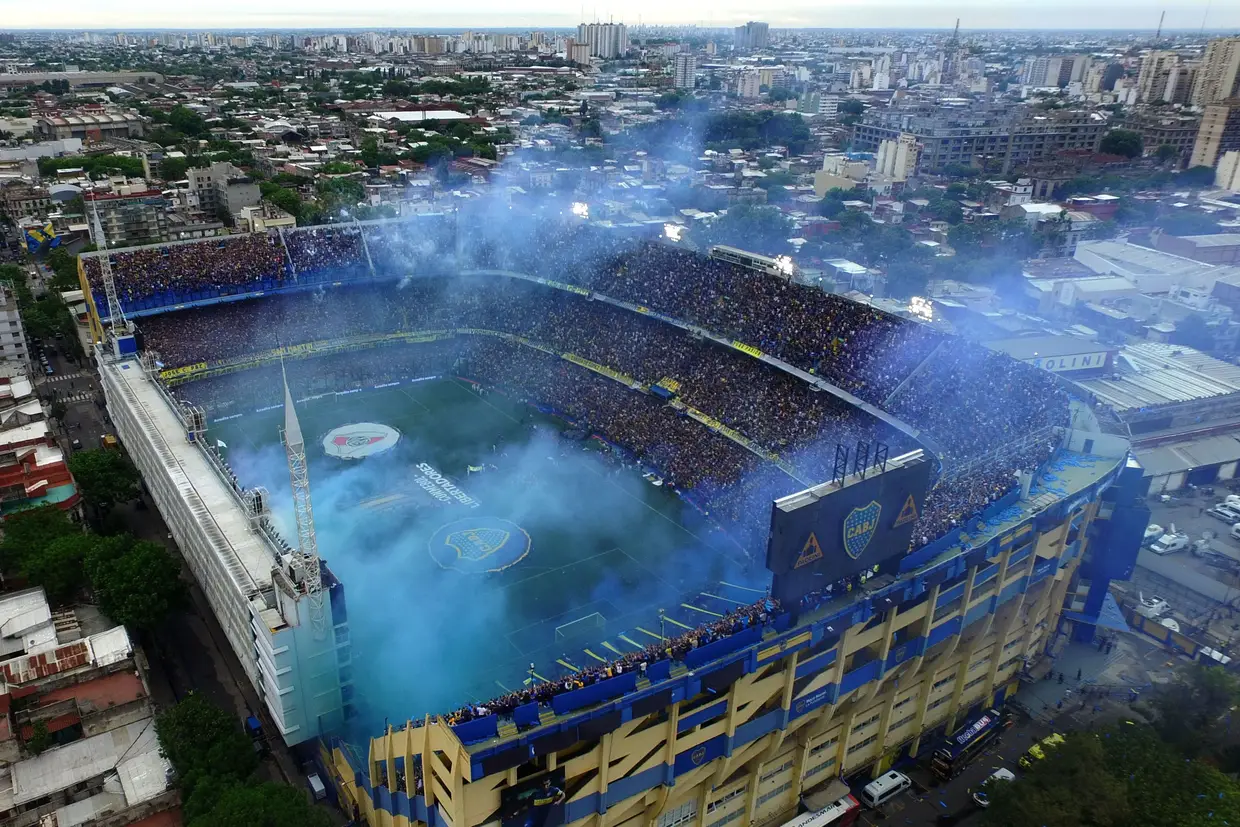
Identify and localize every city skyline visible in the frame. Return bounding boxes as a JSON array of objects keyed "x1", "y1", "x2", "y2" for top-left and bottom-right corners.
[{"x1": 3, "y1": 1, "x2": 1237, "y2": 34}]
